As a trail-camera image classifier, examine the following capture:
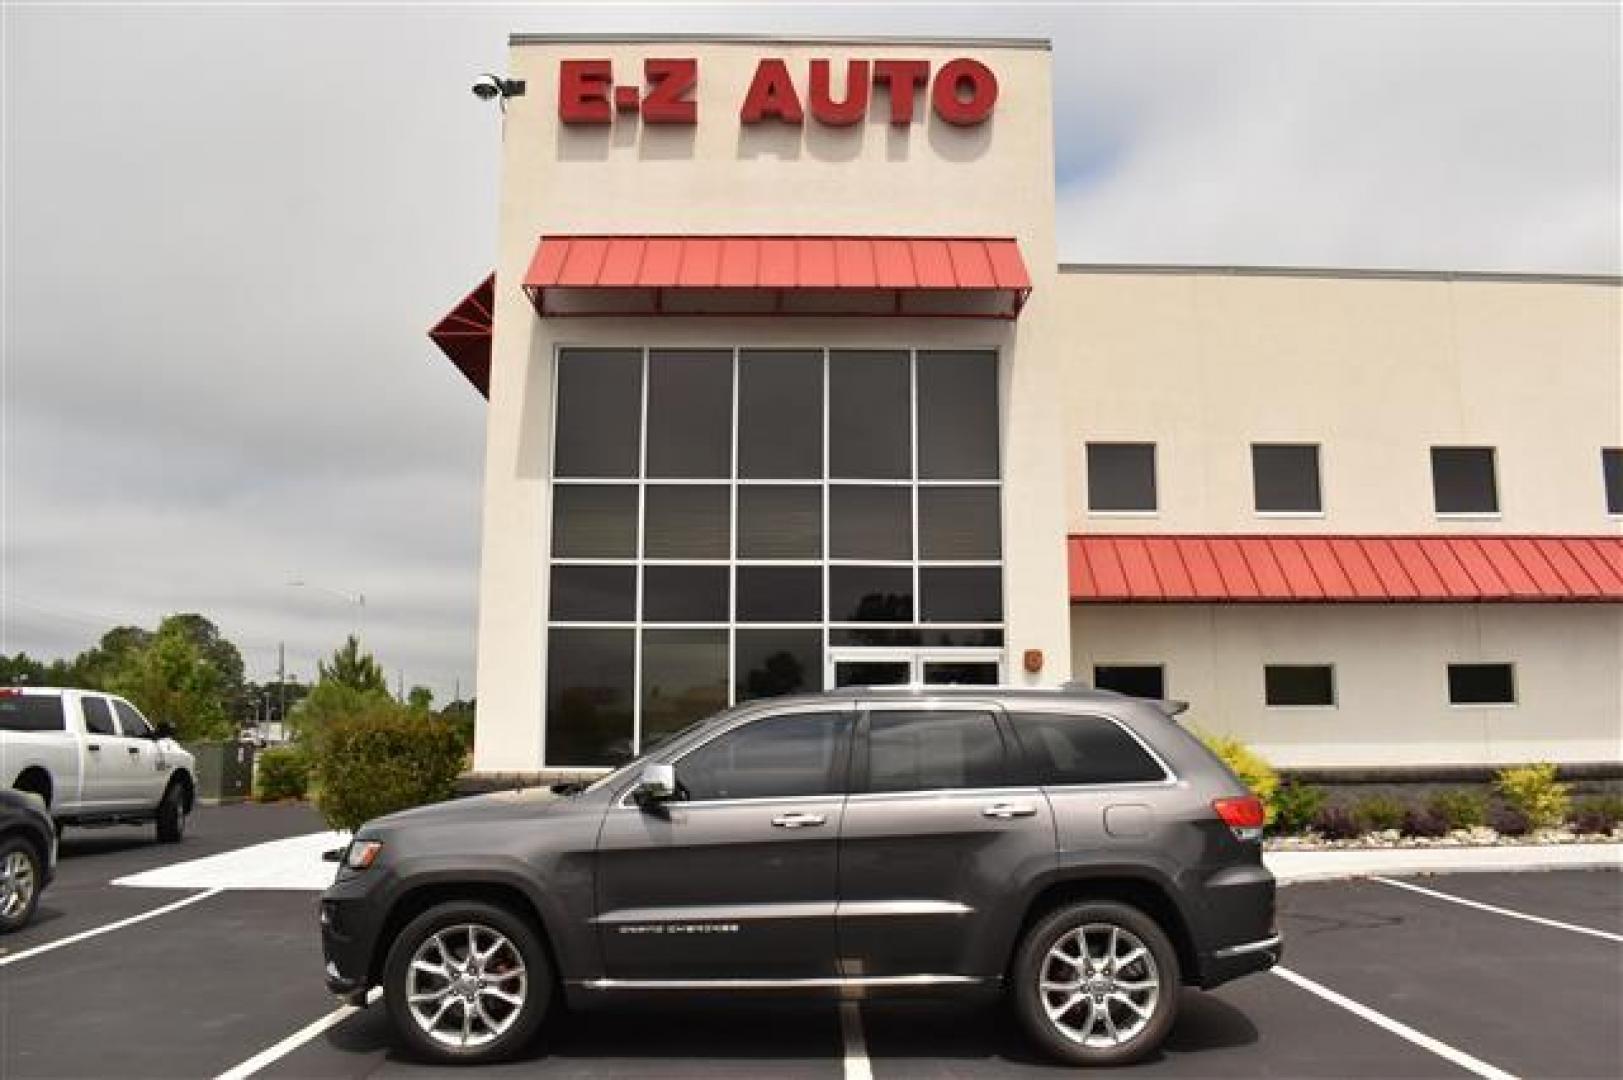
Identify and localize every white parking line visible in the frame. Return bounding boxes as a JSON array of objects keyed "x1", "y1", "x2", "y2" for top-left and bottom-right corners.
[
  {"x1": 1273, "y1": 966, "x2": 1517, "y2": 1080},
  {"x1": 1372, "y1": 876, "x2": 1623, "y2": 943},
  {"x1": 0, "y1": 887, "x2": 222, "y2": 968},
  {"x1": 840, "y1": 1000, "x2": 873, "y2": 1080},
  {"x1": 214, "y1": 987, "x2": 382, "y2": 1080}
]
